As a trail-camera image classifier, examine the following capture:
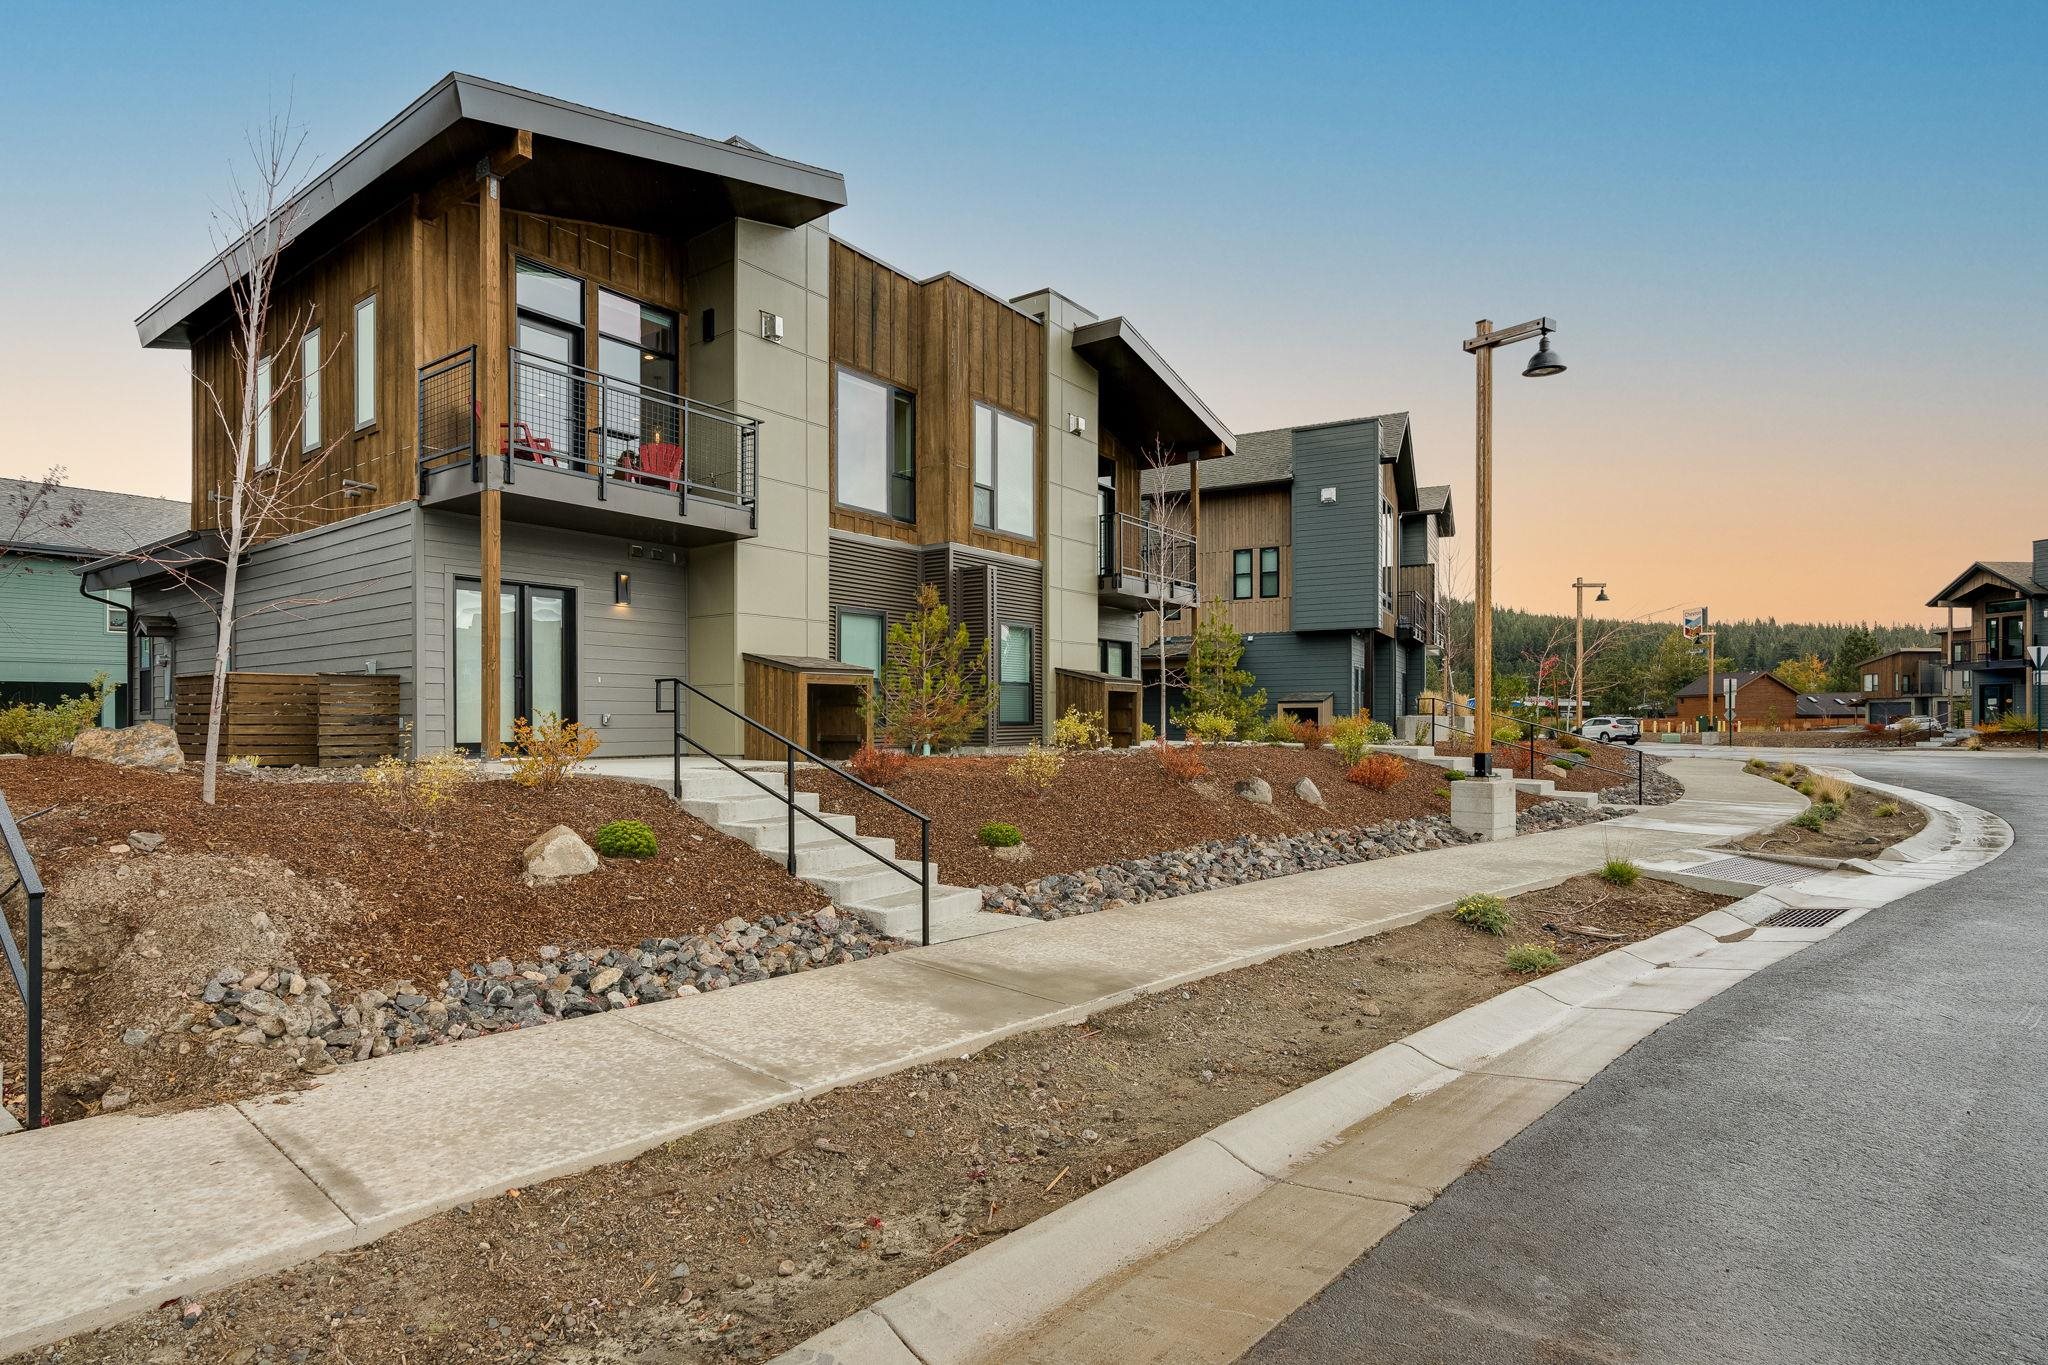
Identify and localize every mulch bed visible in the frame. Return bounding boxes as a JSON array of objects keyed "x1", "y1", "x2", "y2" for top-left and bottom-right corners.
[
  {"x1": 1430, "y1": 734, "x2": 1643, "y2": 793},
  {"x1": 796, "y1": 745, "x2": 1536, "y2": 885},
  {"x1": 0, "y1": 758, "x2": 825, "y2": 987},
  {"x1": 1731, "y1": 764, "x2": 1928, "y2": 859}
]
